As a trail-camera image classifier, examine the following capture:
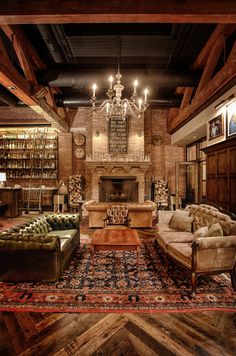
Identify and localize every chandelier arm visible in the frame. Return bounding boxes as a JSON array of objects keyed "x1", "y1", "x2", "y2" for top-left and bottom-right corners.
[{"x1": 90, "y1": 36, "x2": 148, "y2": 120}]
